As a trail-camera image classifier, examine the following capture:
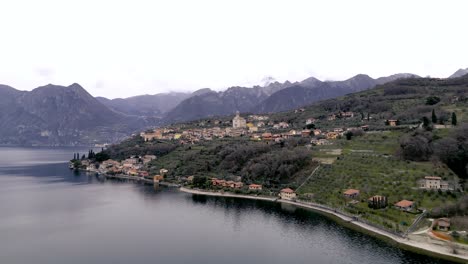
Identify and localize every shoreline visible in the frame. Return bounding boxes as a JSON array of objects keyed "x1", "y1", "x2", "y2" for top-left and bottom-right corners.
[{"x1": 180, "y1": 187, "x2": 468, "y2": 263}]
